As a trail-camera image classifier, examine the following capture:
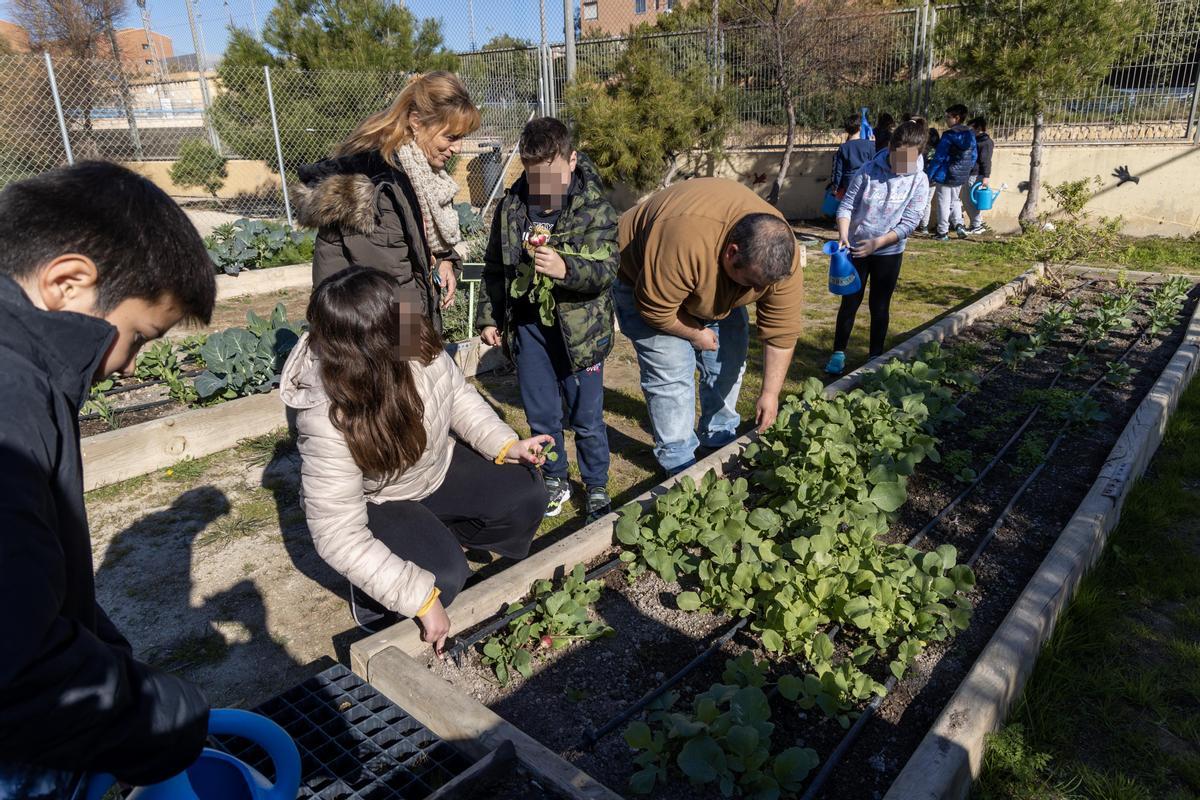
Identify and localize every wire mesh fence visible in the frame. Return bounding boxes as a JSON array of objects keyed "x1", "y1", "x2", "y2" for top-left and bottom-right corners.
[{"x1": 1, "y1": 0, "x2": 1197, "y2": 225}]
